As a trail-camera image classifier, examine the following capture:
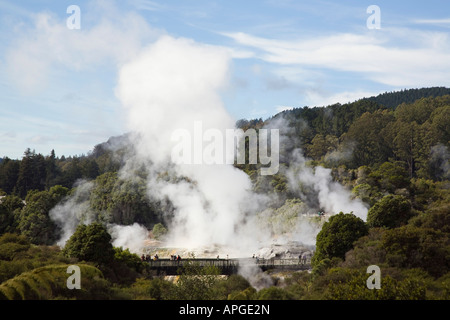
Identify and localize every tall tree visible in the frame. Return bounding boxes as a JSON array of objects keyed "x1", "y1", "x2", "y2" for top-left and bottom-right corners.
[
  {"x1": 343, "y1": 110, "x2": 395, "y2": 168},
  {"x1": 392, "y1": 120, "x2": 421, "y2": 178},
  {"x1": 0, "y1": 158, "x2": 20, "y2": 194},
  {"x1": 15, "y1": 149, "x2": 47, "y2": 197},
  {"x1": 45, "y1": 149, "x2": 59, "y2": 189}
]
